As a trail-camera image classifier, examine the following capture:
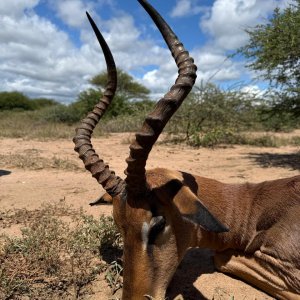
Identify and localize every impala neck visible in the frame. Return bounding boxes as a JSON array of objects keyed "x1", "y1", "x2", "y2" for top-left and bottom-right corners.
[{"x1": 194, "y1": 181, "x2": 257, "y2": 252}]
